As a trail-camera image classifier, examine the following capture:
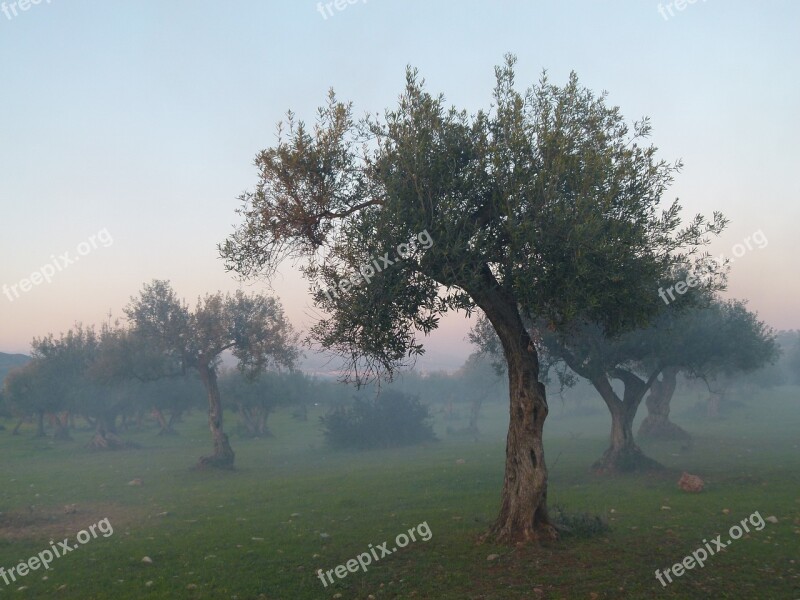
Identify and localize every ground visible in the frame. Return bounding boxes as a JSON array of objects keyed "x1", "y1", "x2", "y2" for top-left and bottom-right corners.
[{"x1": 0, "y1": 386, "x2": 798, "y2": 599}]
